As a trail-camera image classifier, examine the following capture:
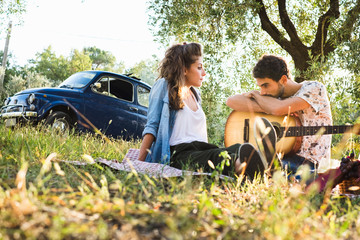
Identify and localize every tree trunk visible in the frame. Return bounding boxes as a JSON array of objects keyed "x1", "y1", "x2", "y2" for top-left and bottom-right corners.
[
  {"x1": 291, "y1": 52, "x2": 311, "y2": 83},
  {"x1": 0, "y1": 21, "x2": 12, "y2": 97}
]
